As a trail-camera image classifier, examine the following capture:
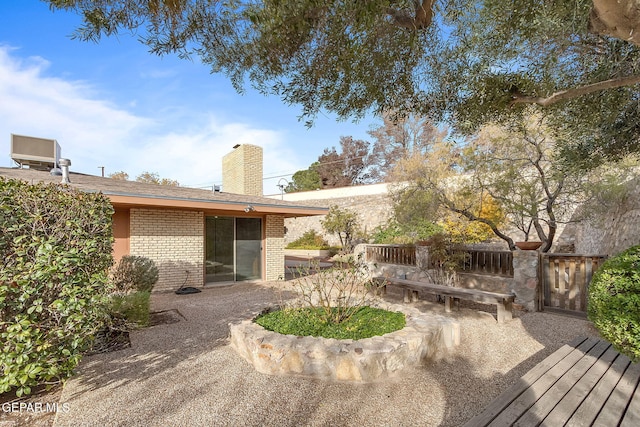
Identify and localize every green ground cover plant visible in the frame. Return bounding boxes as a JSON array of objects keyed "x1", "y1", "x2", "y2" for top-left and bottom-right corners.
[
  {"x1": 0, "y1": 178, "x2": 114, "y2": 396},
  {"x1": 285, "y1": 230, "x2": 332, "y2": 250},
  {"x1": 105, "y1": 256, "x2": 159, "y2": 330},
  {"x1": 588, "y1": 245, "x2": 640, "y2": 362},
  {"x1": 264, "y1": 256, "x2": 403, "y2": 339},
  {"x1": 255, "y1": 306, "x2": 405, "y2": 340}
]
